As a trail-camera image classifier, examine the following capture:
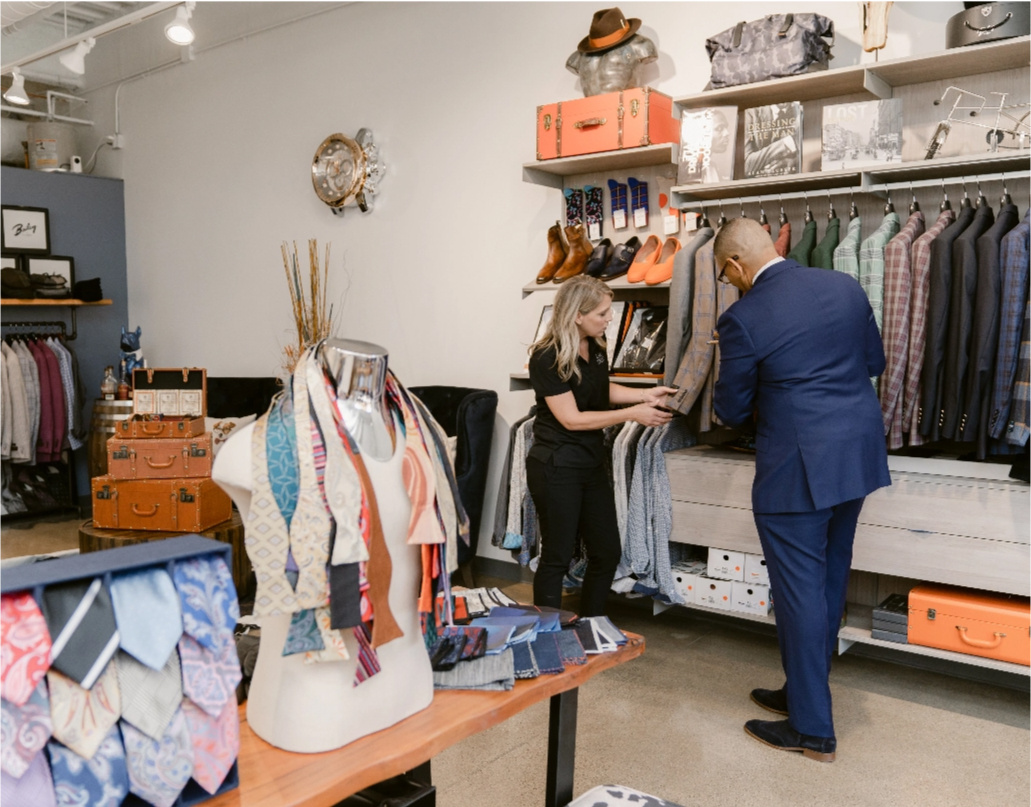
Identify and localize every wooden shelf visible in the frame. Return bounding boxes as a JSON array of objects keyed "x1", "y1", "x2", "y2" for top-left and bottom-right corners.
[
  {"x1": 1, "y1": 298, "x2": 112, "y2": 306},
  {"x1": 673, "y1": 36, "x2": 1030, "y2": 111},
  {"x1": 523, "y1": 143, "x2": 678, "y2": 187},
  {"x1": 522, "y1": 275, "x2": 671, "y2": 296},
  {"x1": 510, "y1": 372, "x2": 659, "y2": 391},
  {"x1": 838, "y1": 605, "x2": 1030, "y2": 676},
  {"x1": 672, "y1": 169, "x2": 862, "y2": 204},
  {"x1": 655, "y1": 597, "x2": 776, "y2": 626}
]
